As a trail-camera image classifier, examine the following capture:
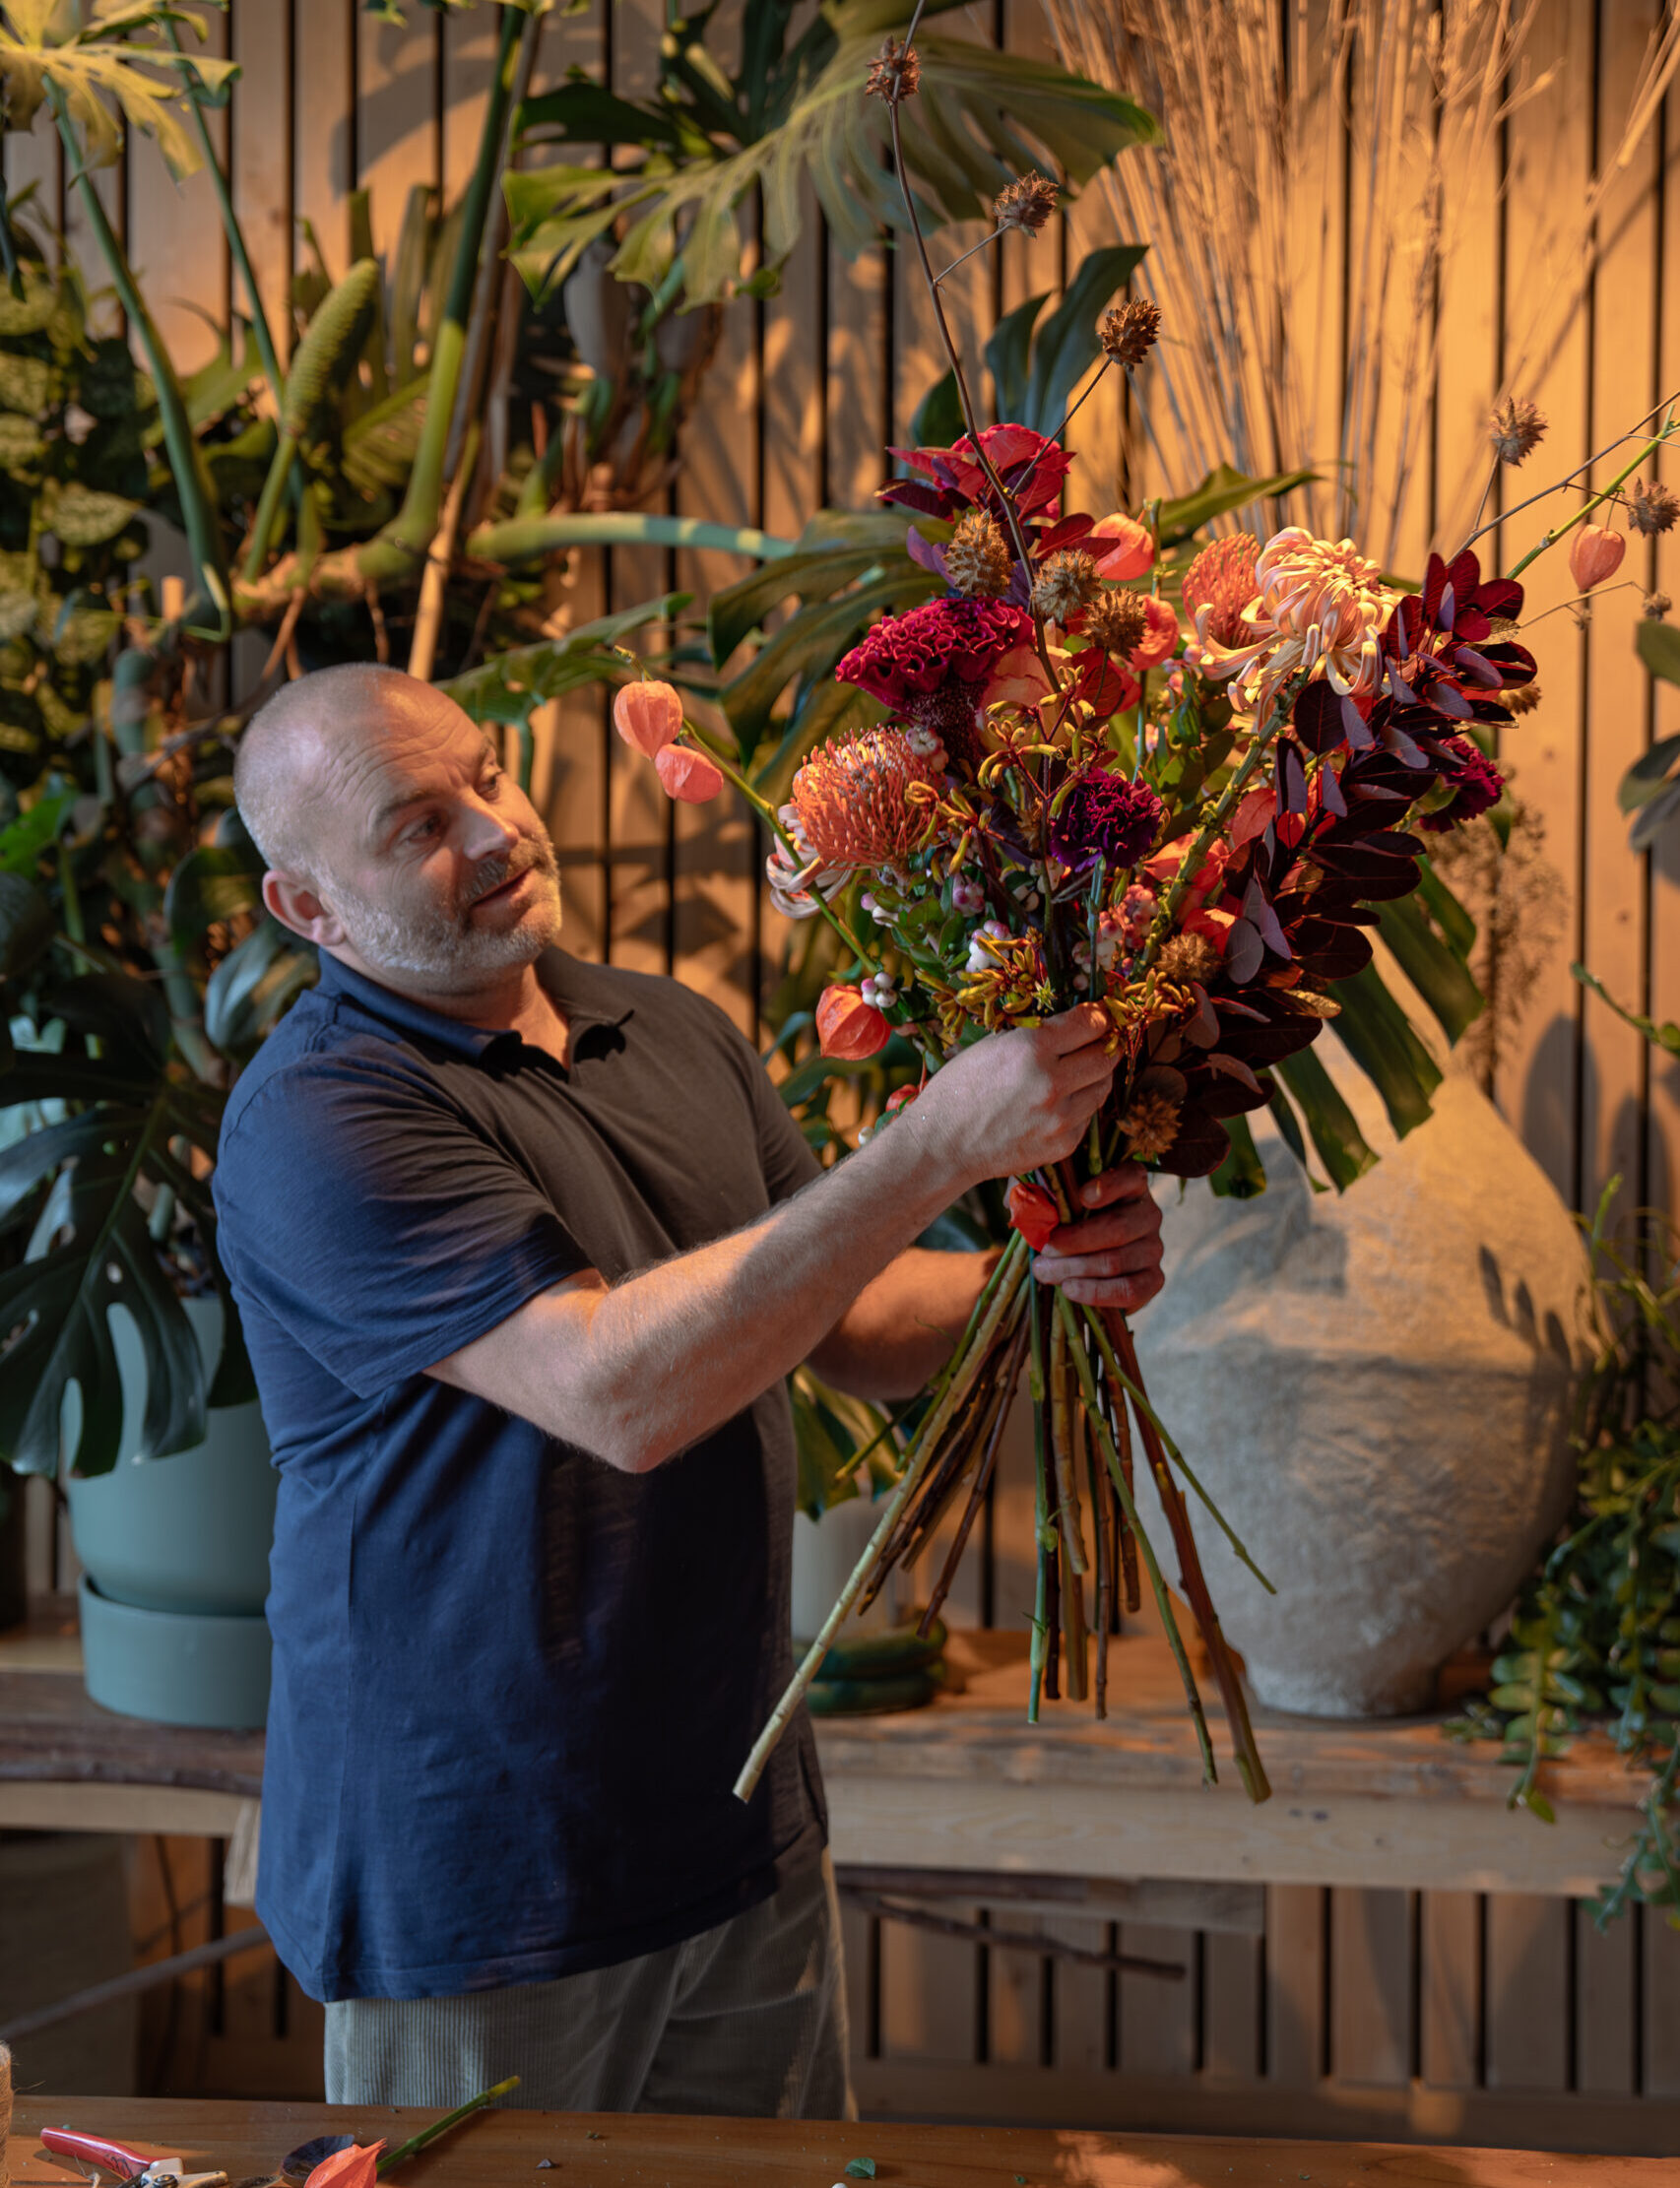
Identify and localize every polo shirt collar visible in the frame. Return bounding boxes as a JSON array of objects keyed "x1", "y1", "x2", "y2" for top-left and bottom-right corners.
[{"x1": 316, "y1": 948, "x2": 633, "y2": 1063}]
